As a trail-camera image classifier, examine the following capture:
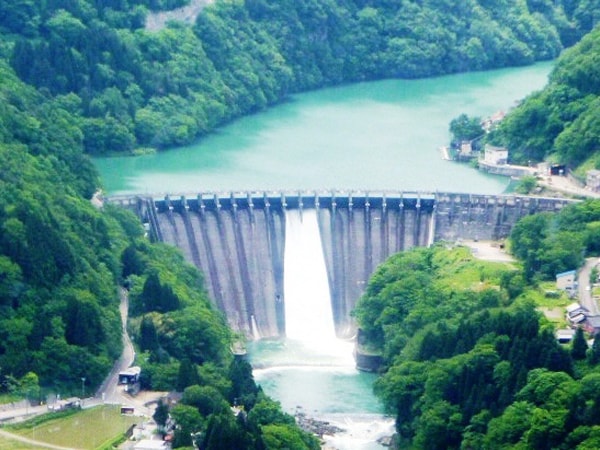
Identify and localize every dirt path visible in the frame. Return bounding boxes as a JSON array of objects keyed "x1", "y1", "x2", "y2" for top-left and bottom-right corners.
[
  {"x1": 0, "y1": 429, "x2": 78, "y2": 450},
  {"x1": 145, "y1": 0, "x2": 214, "y2": 31},
  {"x1": 461, "y1": 240, "x2": 515, "y2": 263}
]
